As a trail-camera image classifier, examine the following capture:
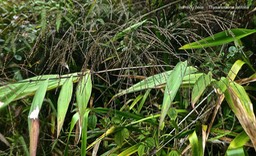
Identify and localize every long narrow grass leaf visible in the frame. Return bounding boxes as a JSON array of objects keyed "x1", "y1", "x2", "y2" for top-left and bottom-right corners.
[
  {"x1": 57, "y1": 76, "x2": 73, "y2": 137},
  {"x1": 189, "y1": 131, "x2": 203, "y2": 156},
  {"x1": 180, "y1": 29, "x2": 256, "y2": 49},
  {"x1": 224, "y1": 82, "x2": 256, "y2": 150},
  {"x1": 159, "y1": 61, "x2": 187, "y2": 130},
  {"x1": 191, "y1": 72, "x2": 212, "y2": 108}
]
